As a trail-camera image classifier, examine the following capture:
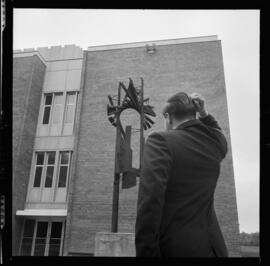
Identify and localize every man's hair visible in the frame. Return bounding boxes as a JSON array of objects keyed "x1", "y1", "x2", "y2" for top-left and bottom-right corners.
[{"x1": 162, "y1": 92, "x2": 196, "y2": 120}]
